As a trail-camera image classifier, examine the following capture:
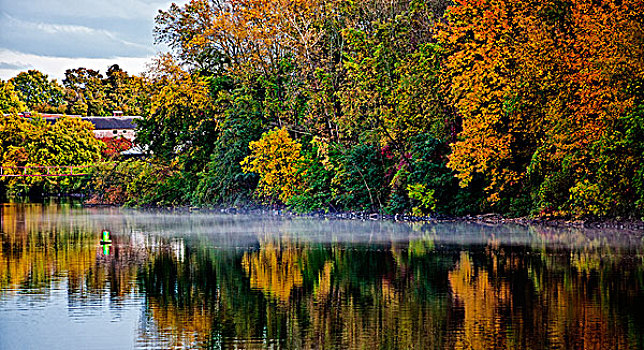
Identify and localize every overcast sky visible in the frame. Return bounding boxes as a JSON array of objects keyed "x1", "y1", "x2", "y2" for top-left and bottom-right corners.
[{"x1": 0, "y1": 0, "x2": 187, "y2": 82}]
